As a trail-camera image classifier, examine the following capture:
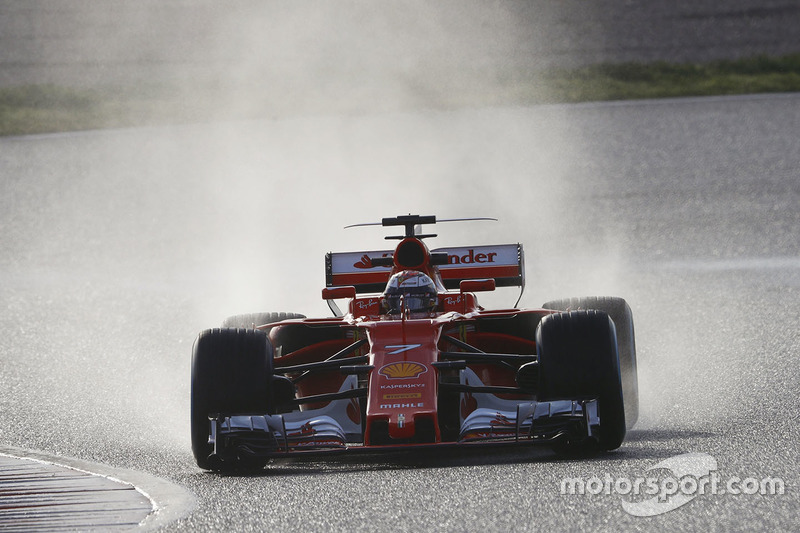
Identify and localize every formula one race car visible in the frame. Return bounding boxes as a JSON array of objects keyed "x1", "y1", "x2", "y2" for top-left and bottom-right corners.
[{"x1": 191, "y1": 215, "x2": 638, "y2": 470}]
